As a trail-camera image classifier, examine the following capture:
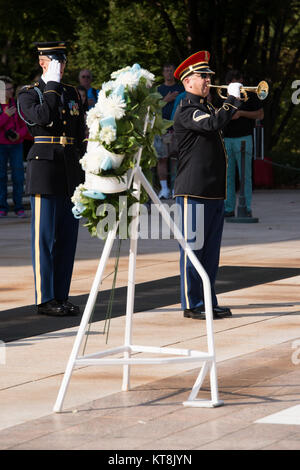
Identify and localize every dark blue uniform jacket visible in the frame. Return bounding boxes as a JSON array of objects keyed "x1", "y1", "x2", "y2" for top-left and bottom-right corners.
[
  {"x1": 173, "y1": 92, "x2": 241, "y2": 199},
  {"x1": 18, "y1": 79, "x2": 85, "y2": 196}
]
